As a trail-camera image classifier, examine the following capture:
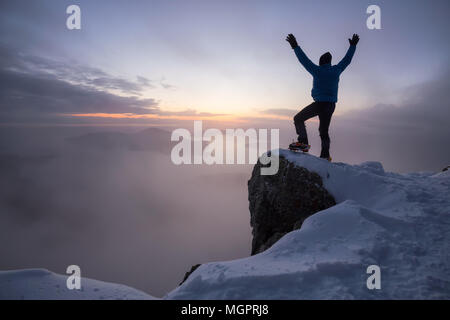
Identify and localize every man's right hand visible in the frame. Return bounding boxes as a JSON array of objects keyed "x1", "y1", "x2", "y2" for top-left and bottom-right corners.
[
  {"x1": 348, "y1": 34, "x2": 360, "y2": 46},
  {"x1": 286, "y1": 34, "x2": 298, "y2": 49}
]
